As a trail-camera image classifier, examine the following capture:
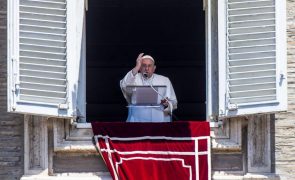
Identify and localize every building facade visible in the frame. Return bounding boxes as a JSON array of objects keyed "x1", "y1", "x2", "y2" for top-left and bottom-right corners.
[{"x1": 0, "y1": 0, "x2": 295, "y2": 180}]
